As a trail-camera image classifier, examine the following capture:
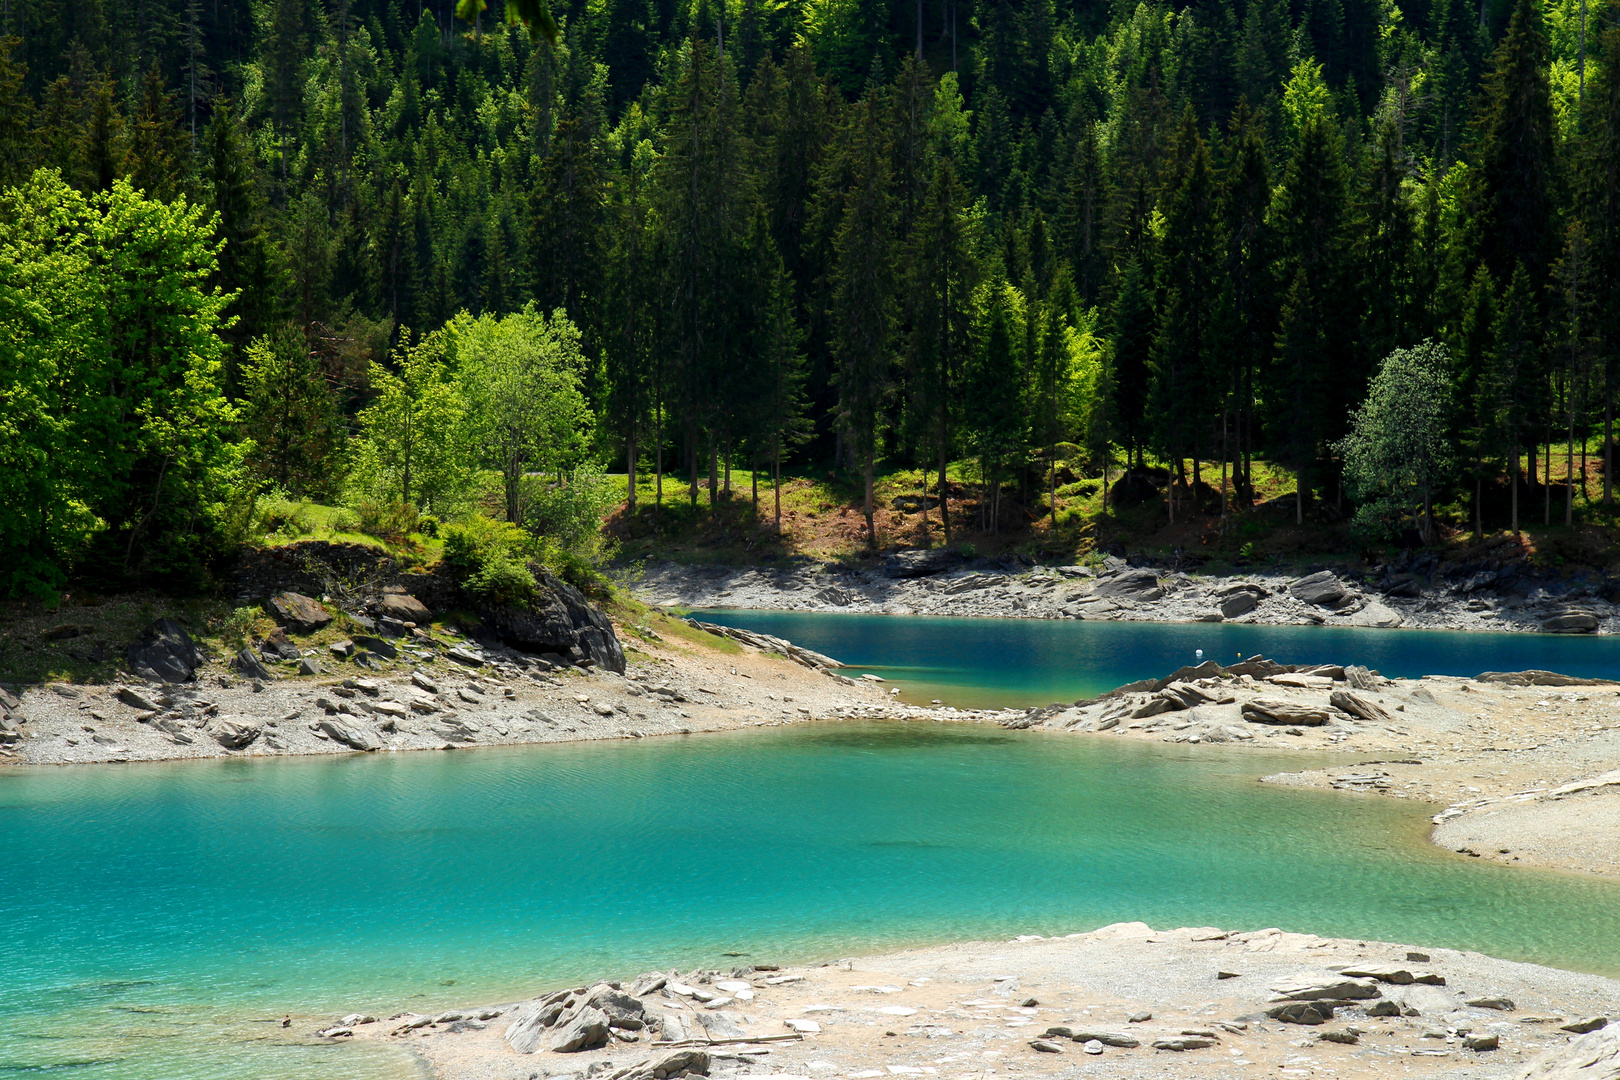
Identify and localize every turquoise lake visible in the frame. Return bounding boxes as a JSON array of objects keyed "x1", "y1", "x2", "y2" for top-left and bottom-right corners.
[
  {"x1": 4, "y1": 721, "x2": 1620, "y2": 1079},
  {"x1": 695, "y1": 609, "x2": 1620, "y2": 708}
]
